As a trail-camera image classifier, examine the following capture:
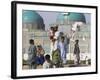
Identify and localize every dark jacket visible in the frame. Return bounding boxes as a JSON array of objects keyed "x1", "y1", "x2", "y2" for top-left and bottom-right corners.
[{"x1": 74, "y1": 43, "x2": 80, "y2": 54}]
